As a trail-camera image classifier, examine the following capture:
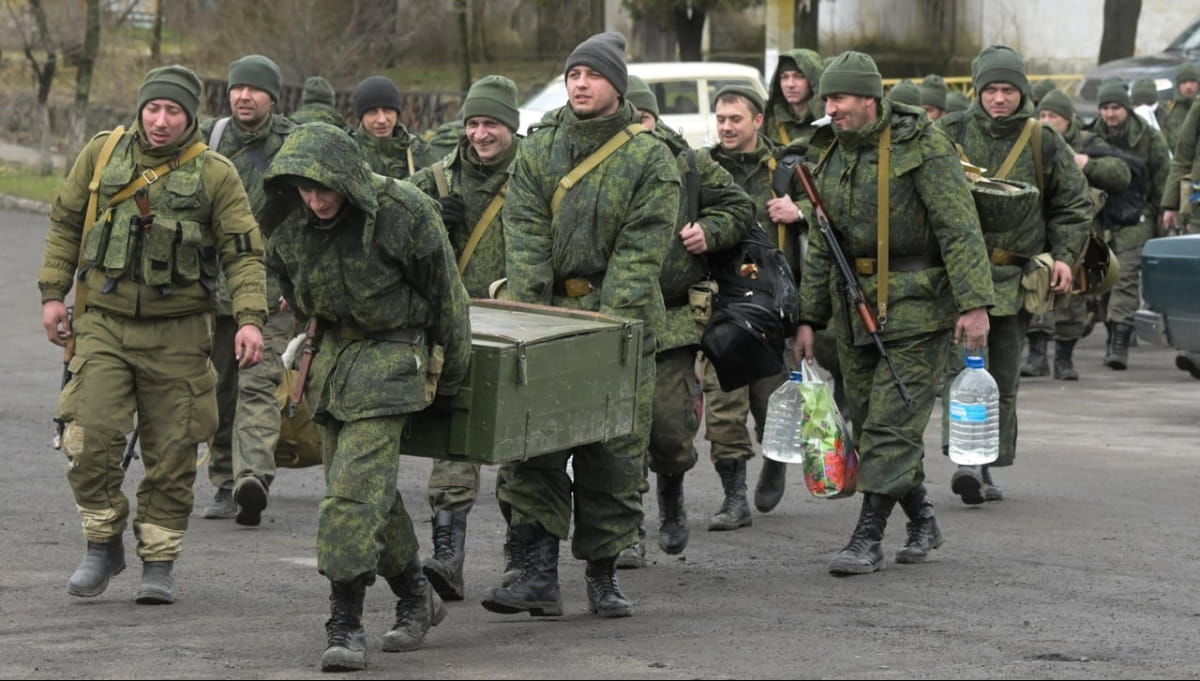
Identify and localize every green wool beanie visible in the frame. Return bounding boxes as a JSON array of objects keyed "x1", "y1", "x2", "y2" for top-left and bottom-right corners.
[
  {"x1": 920, "y1": 74, "x2": 948, "y2": 110},
  {"x1": 228, "y1": 54, "x2": 282, "y2": 102},
  {"x1": 1178, "y1": 63, "x2": 1200, "y2": 86},
  {"x1": 1098, "y1": 79, "x2": 1131, "y2": 110},
  {"x1": 819, "y1": 50, "x2": 883, "y2": 99},
  {"x1": 946, "y1": 90, "x2": 969, "y2": 113},
  {"x1": 302, "y1": 76, "x2": 337, "y2": 107},
  {"x1": 463, "y1": 74, "x2": 520, "y2": 131},
  {"x1": 565, "y1": 32, "x2": 629, "y2": 96},
  {"x1": 889, "y1": 79, "x2": 921, "y2": 106},
  {"x1": 1037, "y1": 89, "x2": 1075, "y2": 121},
  {"x1": 625, "y1": 75, "x2": 659, "y2": 118},
  {"x1": 972, "y1": 44, "x2": 1029, "y2": 95},
  {"x1": 353, "y1": 76, "x2": 403, "y2": 119},
  {"x1": 138, "y1": 64, "x2": 203, "y2": 122},
  {"x1": 1032, "y1": 79, "x2": 1057, "y2": 103},
  {"x1": 1131, "y1": 78, "x2": 1159, "y2": 106},
  {"x1": 714, "y1": 84, "x2": 765, "y2": 115}
]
